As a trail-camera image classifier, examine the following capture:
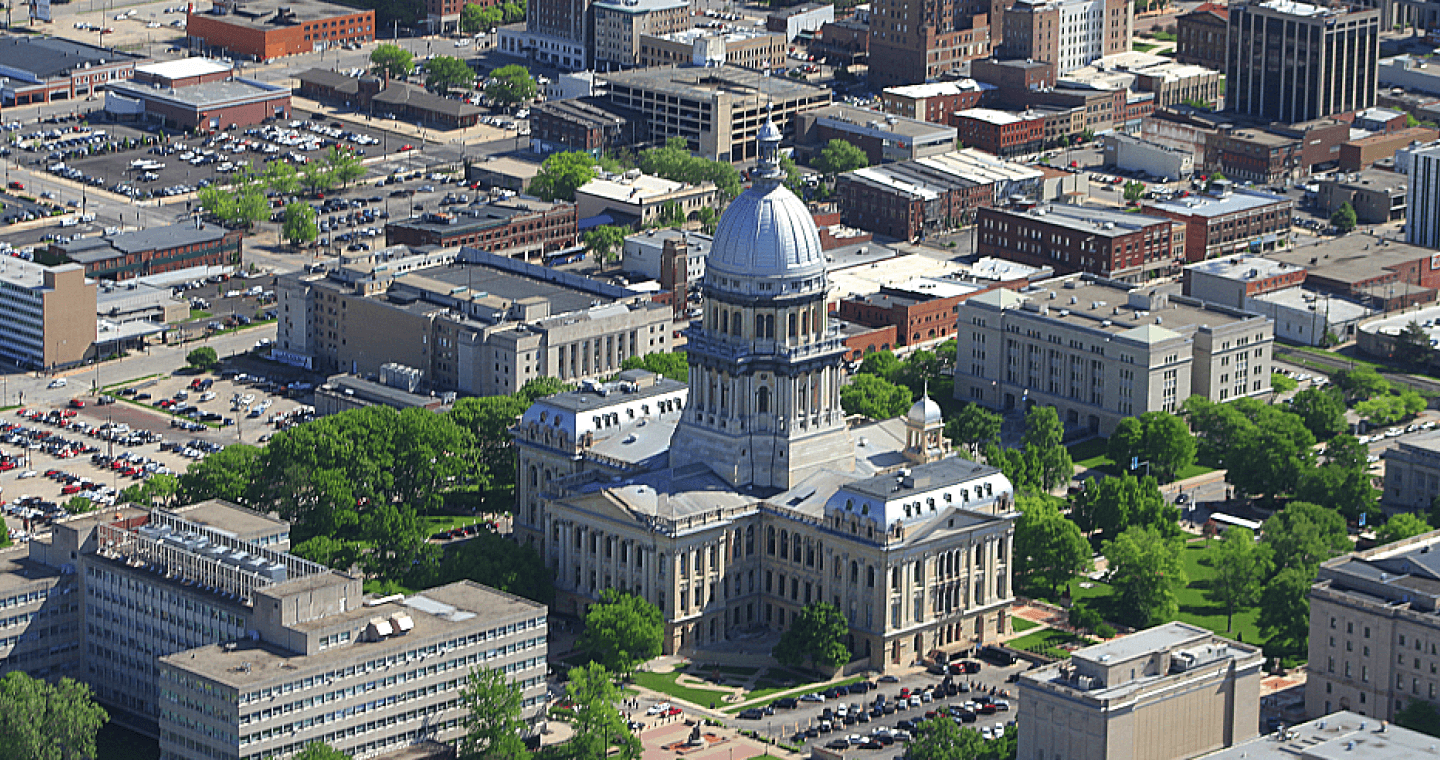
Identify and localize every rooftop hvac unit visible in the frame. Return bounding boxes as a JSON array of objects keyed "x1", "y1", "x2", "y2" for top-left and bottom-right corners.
[
  {"x1": 390, "y1": 613, "x2": 415, "y2": 634},
  {"x1": 263, "y1": 563, "x2": 287, "y2": 584}
]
